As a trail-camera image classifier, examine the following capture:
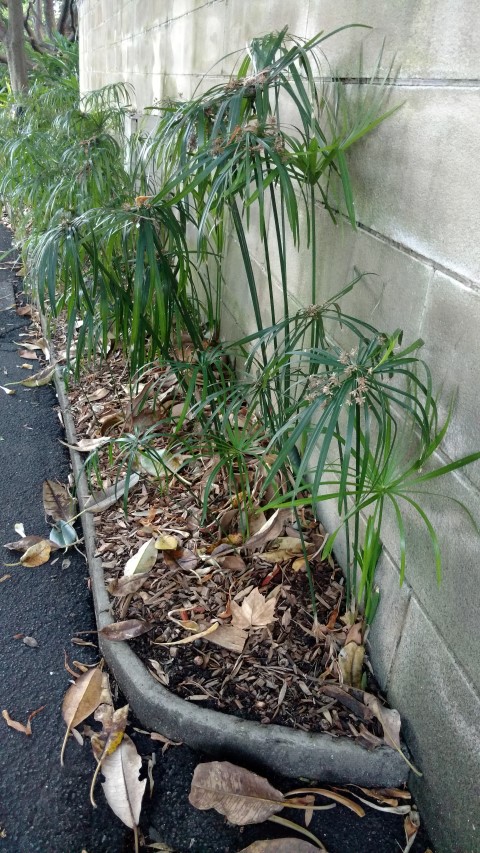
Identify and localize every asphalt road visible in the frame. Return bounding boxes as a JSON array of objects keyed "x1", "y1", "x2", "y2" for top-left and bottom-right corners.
[{"x1": 0, "y1": 222, "x2": 434, "y2": 853}]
